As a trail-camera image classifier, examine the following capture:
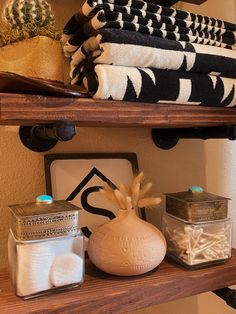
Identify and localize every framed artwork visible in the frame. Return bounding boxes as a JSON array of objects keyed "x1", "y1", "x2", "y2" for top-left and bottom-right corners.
[{"x1": 44, "y1": 153, "x2": 144, "y2": 239}]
